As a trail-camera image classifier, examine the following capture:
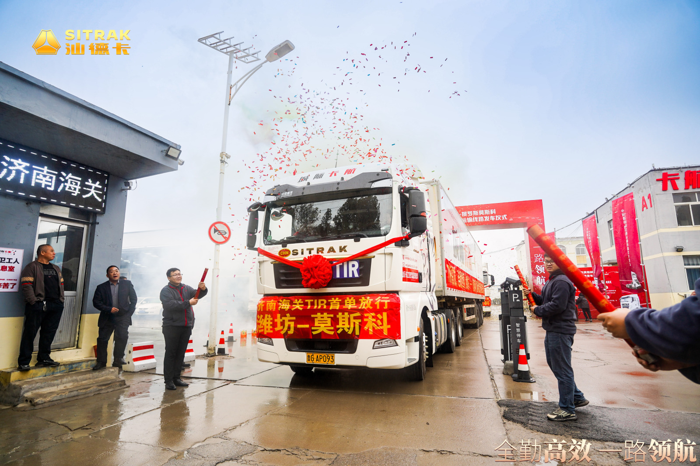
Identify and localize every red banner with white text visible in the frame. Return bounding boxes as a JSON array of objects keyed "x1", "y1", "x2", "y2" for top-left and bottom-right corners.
[
  {"x1": 445, "y1": 259, "x2": 485, "y2": 295},
  {"x1": 581, "y1": 215, "x2": 603, "y2": 292},
  {"x1": 256, "y1": 294, "x2": 401, "y2": 340},
  {"x1": 611, "y1": 193, "x2": 647, "y2": 306}
]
